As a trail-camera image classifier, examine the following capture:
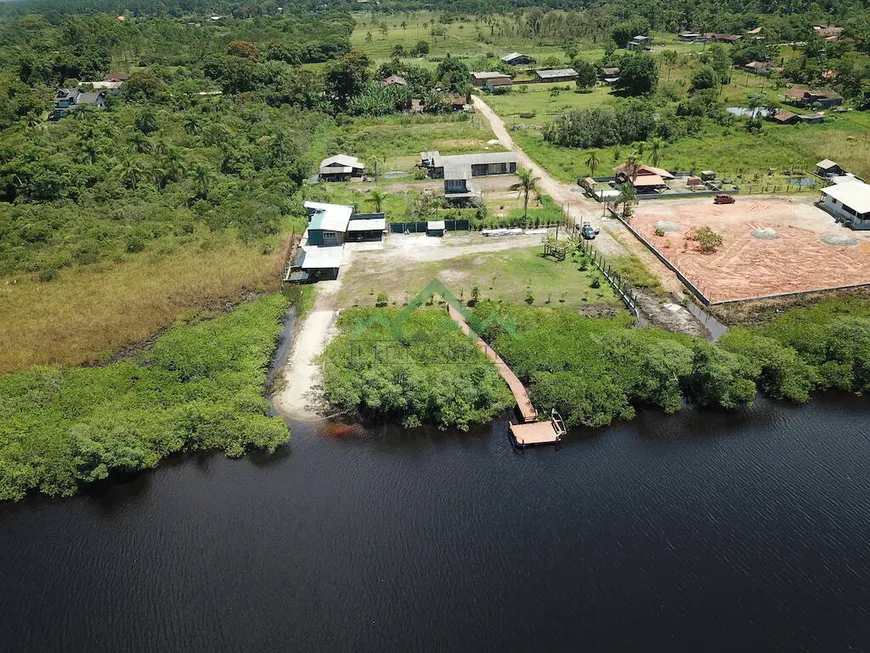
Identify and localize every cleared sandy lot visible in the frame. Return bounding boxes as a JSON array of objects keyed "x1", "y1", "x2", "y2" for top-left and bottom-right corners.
[{"x1": 631, "y1": 196, "x2": 870, "y2": 303}]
